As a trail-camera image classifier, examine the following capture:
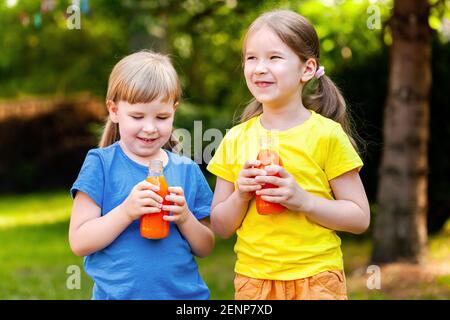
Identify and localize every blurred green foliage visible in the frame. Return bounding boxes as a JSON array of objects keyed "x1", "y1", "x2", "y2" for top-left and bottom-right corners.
[
  {"x1": 0, "y1": 0, "x2": 396, "y2": 113},
  {"x1": 0, "y1": 0, "x2": 449, "y2": 231}
]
